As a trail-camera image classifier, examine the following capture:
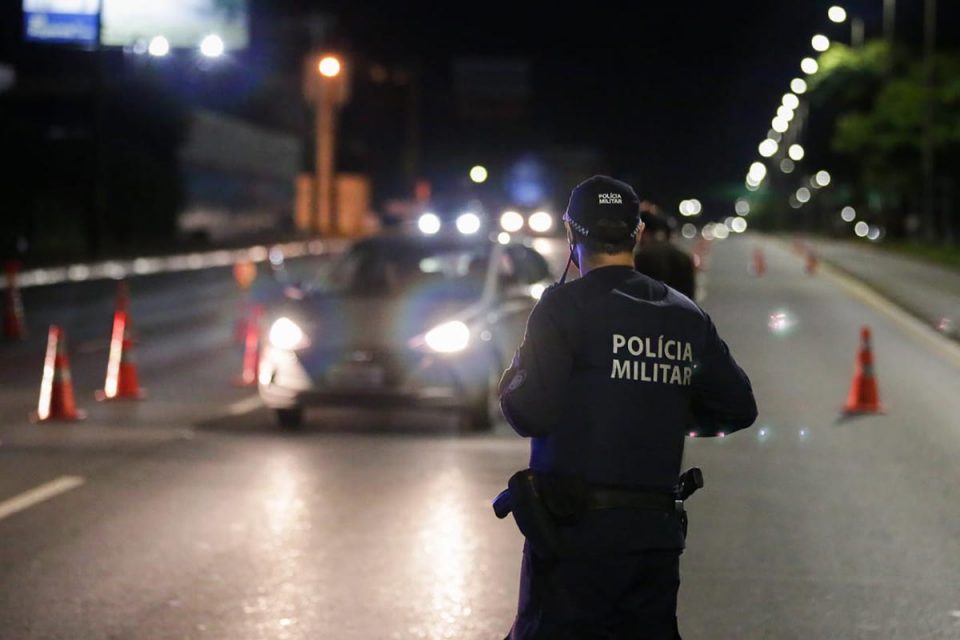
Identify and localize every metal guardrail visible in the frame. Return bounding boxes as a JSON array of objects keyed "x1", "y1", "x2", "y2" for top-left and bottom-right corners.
[{"x1": 2, "y1": 239, "x2": 350, "y2": 290}]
